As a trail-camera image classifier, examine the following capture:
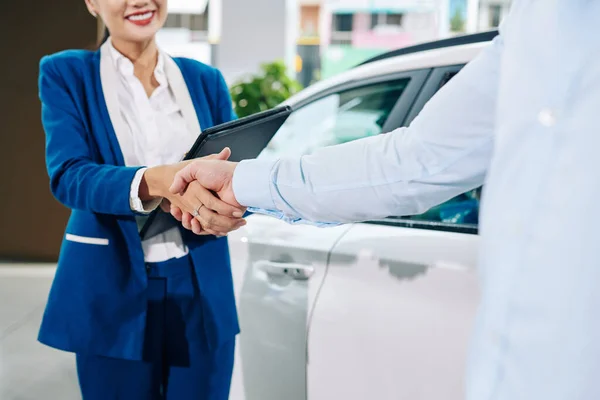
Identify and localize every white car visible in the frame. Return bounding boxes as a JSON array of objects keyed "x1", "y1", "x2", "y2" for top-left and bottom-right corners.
[{"x1": 228, "y1": 31, "x2": 497, "y2": 400}]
